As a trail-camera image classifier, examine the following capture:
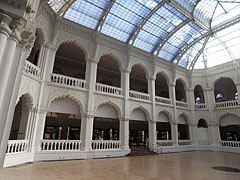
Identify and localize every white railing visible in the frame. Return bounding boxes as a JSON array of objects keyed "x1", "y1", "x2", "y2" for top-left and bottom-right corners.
[
  {"x1": 178, "y1": 140, "x2": 191, "y2": 146},
  {"x1": 91, "y1": 140, "x2": 121, "y2": 150},
  {"x1": 214, "y1": 100, "x2": 240, "y2": 109},
  {"x1": 129, "y1": 90, "x2": 150, "y2": 101},
  {"x1": 6, "y1": 140, "x2": 29, "y2": 154},
  {"x1": 156, "y1": 140, "x2": 173, "y2": 147},
  {"x1": 155, "y1": 96, "x2": 172, "y2": 105},
  {"x1": 50, "y1": 73, "x2": 86, "y2": 89},
  {"x1": 220, "y1": 141, "x2": 240, "y2": 148},
  {"x1": 176, "y1": 101, "x2": 188, "y2": 108},
  {"x1": 24, "y1": 60, "x2": 40, "y2": 77},
  {"x1": 195, "y1": 103, "x2": 206, "y2": 109},
  {"x1": 95, "y1": 83, "x2": 122, "y2": 96},
  {"x1": 41, "y1": 140, "x2": 82, "y2": 151},
  {"x1": 198, "y1": 140, "x2": 209, "y2": 145}
]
